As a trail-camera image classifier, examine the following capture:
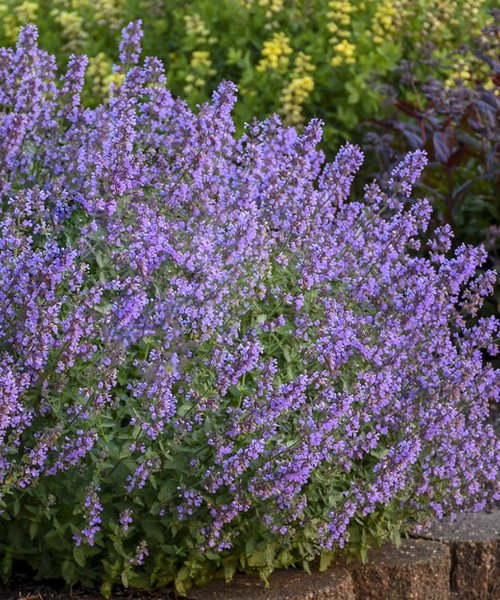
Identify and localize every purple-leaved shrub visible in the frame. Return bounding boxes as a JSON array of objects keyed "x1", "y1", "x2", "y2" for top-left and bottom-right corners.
[{"x1": 1, "y1": 21, "x2": 500, "y2": 596}]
